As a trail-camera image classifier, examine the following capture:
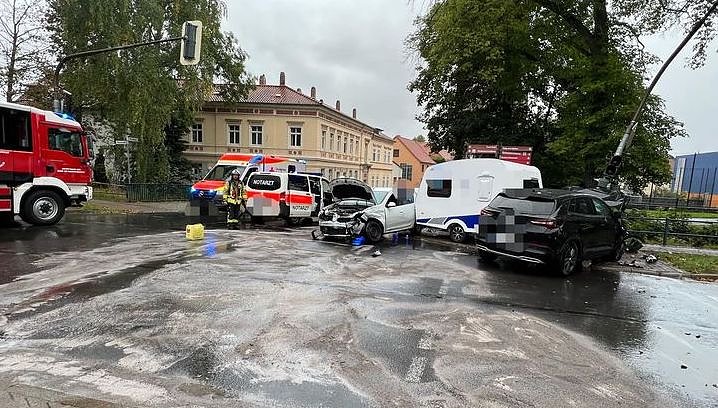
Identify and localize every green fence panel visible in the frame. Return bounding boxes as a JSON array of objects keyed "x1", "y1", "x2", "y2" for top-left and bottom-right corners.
[{"x1": 125, "y1": 184, "x2": 191, "y2": 202}]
